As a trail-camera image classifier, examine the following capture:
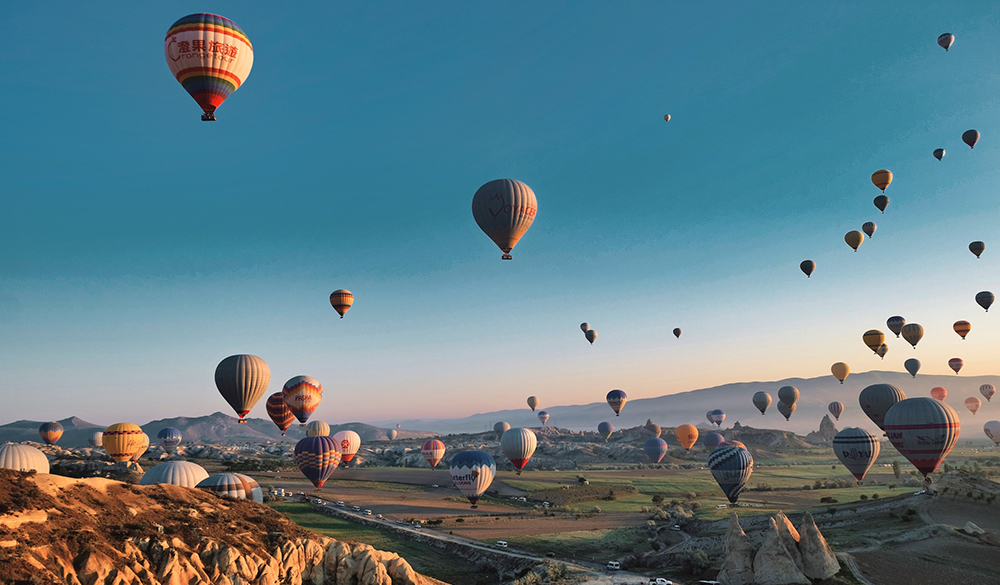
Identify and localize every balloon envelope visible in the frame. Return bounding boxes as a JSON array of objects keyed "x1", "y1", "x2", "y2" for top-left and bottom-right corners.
[
  {"x1": 88, "y1": 432, "x2": 103, "y2": 448},
  {"x1": 537, "y1": 411, "x2": 550, "y2": 426},
  {"x1": 307, "y1": 421, "x2": 331, "y2": 437},
  {"x1": 863, "y1": 330, "x2": 885, "y2": 353},
  {"x1": 643, "y1": 421, "x2": 662, "y2": 439},
  {"x1": 606, "y1": 389, "x2": 627, "y2": 415},
  {"x1": 598, "y1": 422, "x2": 614, "y2": 441},
  {"x1": 831, "y1": 362, "x2": 850, "y2": 384},
  {"x1": 859, "y1": 384, "x2": 906, "y2": 431},
  {"x1": 938, "y1": 33, "x2": 955, "y2": 50},
  {"x1": 703, "y1": 433, "x2": 724, "y2": 449},
  {"x1": 387, "y1": 429, "x2": 398, "y2": 441},
  {"x1": 0, "y1": 443, "x2": 49, "y2": 474},
  {"x1": 672, "y1": 327, "x2": 682, "y2": 338},
  {"x1": 953, "y1": 320, "x2": 971, "y2": 339},
  {"x1": 949, "y1": 358, "x2": 963, "y2": 374},
  {"x1": 421, "y1": 439, "x2": 446, "y2": 468},
  {"x1": 777, "y1": 386, "x2": 799, "y2": 407},
  {"x1": 933, "y1": 148, "x2": 945, "y2": 161},
  {"x1": 471, "y1": 179, "x2": 537, "y2": 259},
  {"x1": 969, "y1": 241, "x2": 985, "y2": 258},
  {"x1": 874, "y1": 195, "x2": 889, "y2": 213},
  {"x1": 752, "y1": 392, "x2": 772, "y2": 415},
  {"x1": 984, "y1": 421, "x2": 1000, "y2": 445},
  {"x1": 828, "y1": 402, "x2": 844, "y2": 421},
  {"x1": 876, "y1": 343, "x2": 888, "y2": 360},
  {"x1": 871, "y1": 169, "x2": 892, "y2": 192},
  {"x1": 585, "y1": 330, "x2": 597, "y2": 344},
  {"x1": 266, "y1": 392, "x2": 296, "y2": 436},
  {"x1": 833, "y1": 428, "x2": 880, "y2": 481},
  {"x1": 215, "y1": 354, "x2": 270, "y2": 422},
  {"x1": 675, "y1": 425, "x2": 698, "y2": 450},
  {"x1": 708, "y1": 409, "x2": 726, "y2": 426},
  {"x1": 494, "y1": 421, "x2": 511, "y2": 440},
  {"x1": 885, "y1": 398, "x2": 960, "y2": 476},
  {"x1": 887, "y1": 316, "x2": 905, "y2": 338},
  {"x1": 294, "y1": 436, "x2": 342, "y2": 488},
  {"x1": 140, "y1": 461, "x2": 209, "y2": 488},
  {"x1": 901, "y1": 323, "x2": 924, "y2": 348},
  {"x1": 527, "y1": 396, "x2": 539, "y2": 412},
  {"x1": 663, "y1": 114, "x2": 671, "y2": 122},
  {"x1": 131, "y1": 433, "x2": 150, "y2": 463},
  {"x1": 450, "y1": 450, "x2": 496, "y2": 506},
  {"x1": 777, "y1": 401, "x2": 795, "y2": 421},
  {"x1": 977, "y1": 291, "x2": 994, "y2": 312},
  {"x1": 709, "y1": 445, "x2": 753, "y2": 504},
  {"x1": 965, "y1": 397, "x2": 981, "y2": 414},
  {"x1": 963, "y1": 129, "x2": 980, "y2": 149},
  {"x1": 845, "y1": 230, "x2": 864, "y2": 251},
  {"x1": 103, "y1": 423, "x2": 144, "y2": 462},
  {"x1": 329, "y1": 290, "x2": 354, "y2": 318},
  {"x1": 800, "y1": 260, "x2": 815, "y2": 277},
  {"x1": 157, "y1": 428, "x2": 183, "y2": 454},
  {"x1": 930, "y1": 387, "x2": 947, "y2": 401},
  {"x1": 197, "y1": 473, "x2": 263, "y2": 503},
  {"x1": 904, "y1": 358, "x2": 921, "y2": 378},
  {"x1": 500, "y1": 428, "x2": 537, "y2": 473},
  {"x1": 981, "y1": 384, "x2": 996, "y2": 402},
  {"x1": 39, "y1": 422, "x2": 64, "y2": 445},
  {"x1": 862, "y1": 222, "x2": 876, "y2": 238},
  {"x1": 283, "y1": 375, "x2": 322, "y2": 425},
  {"x1": 580, "y1": 322, "x2": 589, "y2": 332},
  {"x1": 332, "y1": 430, "x2": 361, "y2": 462},
  {"x1": 643, "y1": 438, "x2": 669, "y2": 463}
]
